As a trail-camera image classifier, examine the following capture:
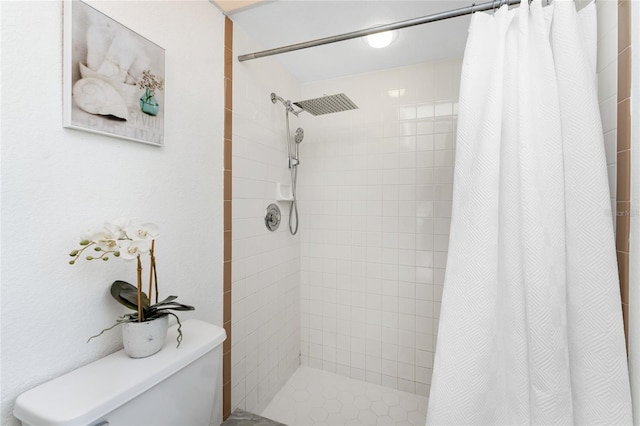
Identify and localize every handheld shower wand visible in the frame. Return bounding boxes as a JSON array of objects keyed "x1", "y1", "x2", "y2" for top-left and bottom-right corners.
[{"x1": 273, "y1": 93, "x2": 303, "y2": 235}]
